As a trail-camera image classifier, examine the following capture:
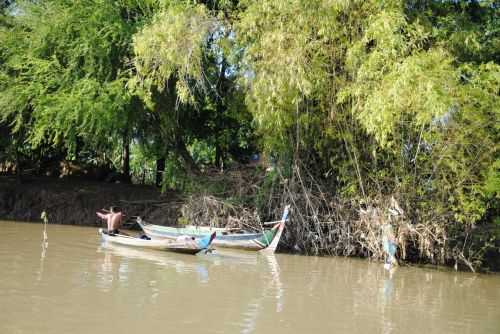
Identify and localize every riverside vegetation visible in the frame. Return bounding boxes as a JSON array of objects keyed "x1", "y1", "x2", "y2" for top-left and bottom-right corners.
[{"x1": 0, "y1": 0, "x2": 498, "y2": 271}]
